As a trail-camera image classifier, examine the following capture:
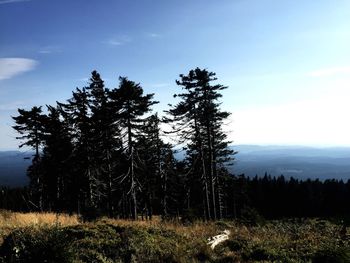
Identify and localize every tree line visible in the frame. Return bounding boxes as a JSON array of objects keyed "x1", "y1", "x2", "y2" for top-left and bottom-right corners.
[
  {"x1": 1, "y1": 174, "x2": 350, "y2": 221},
  {"x1": 11, "y1": 68, "x2": 235, "y2": 220},
  {"x1": 7, "y1": 67, "x2": 350, "y2": 221},
  {"x1": 228, "y1": 174, "x2": 350, "y2": 220}
]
